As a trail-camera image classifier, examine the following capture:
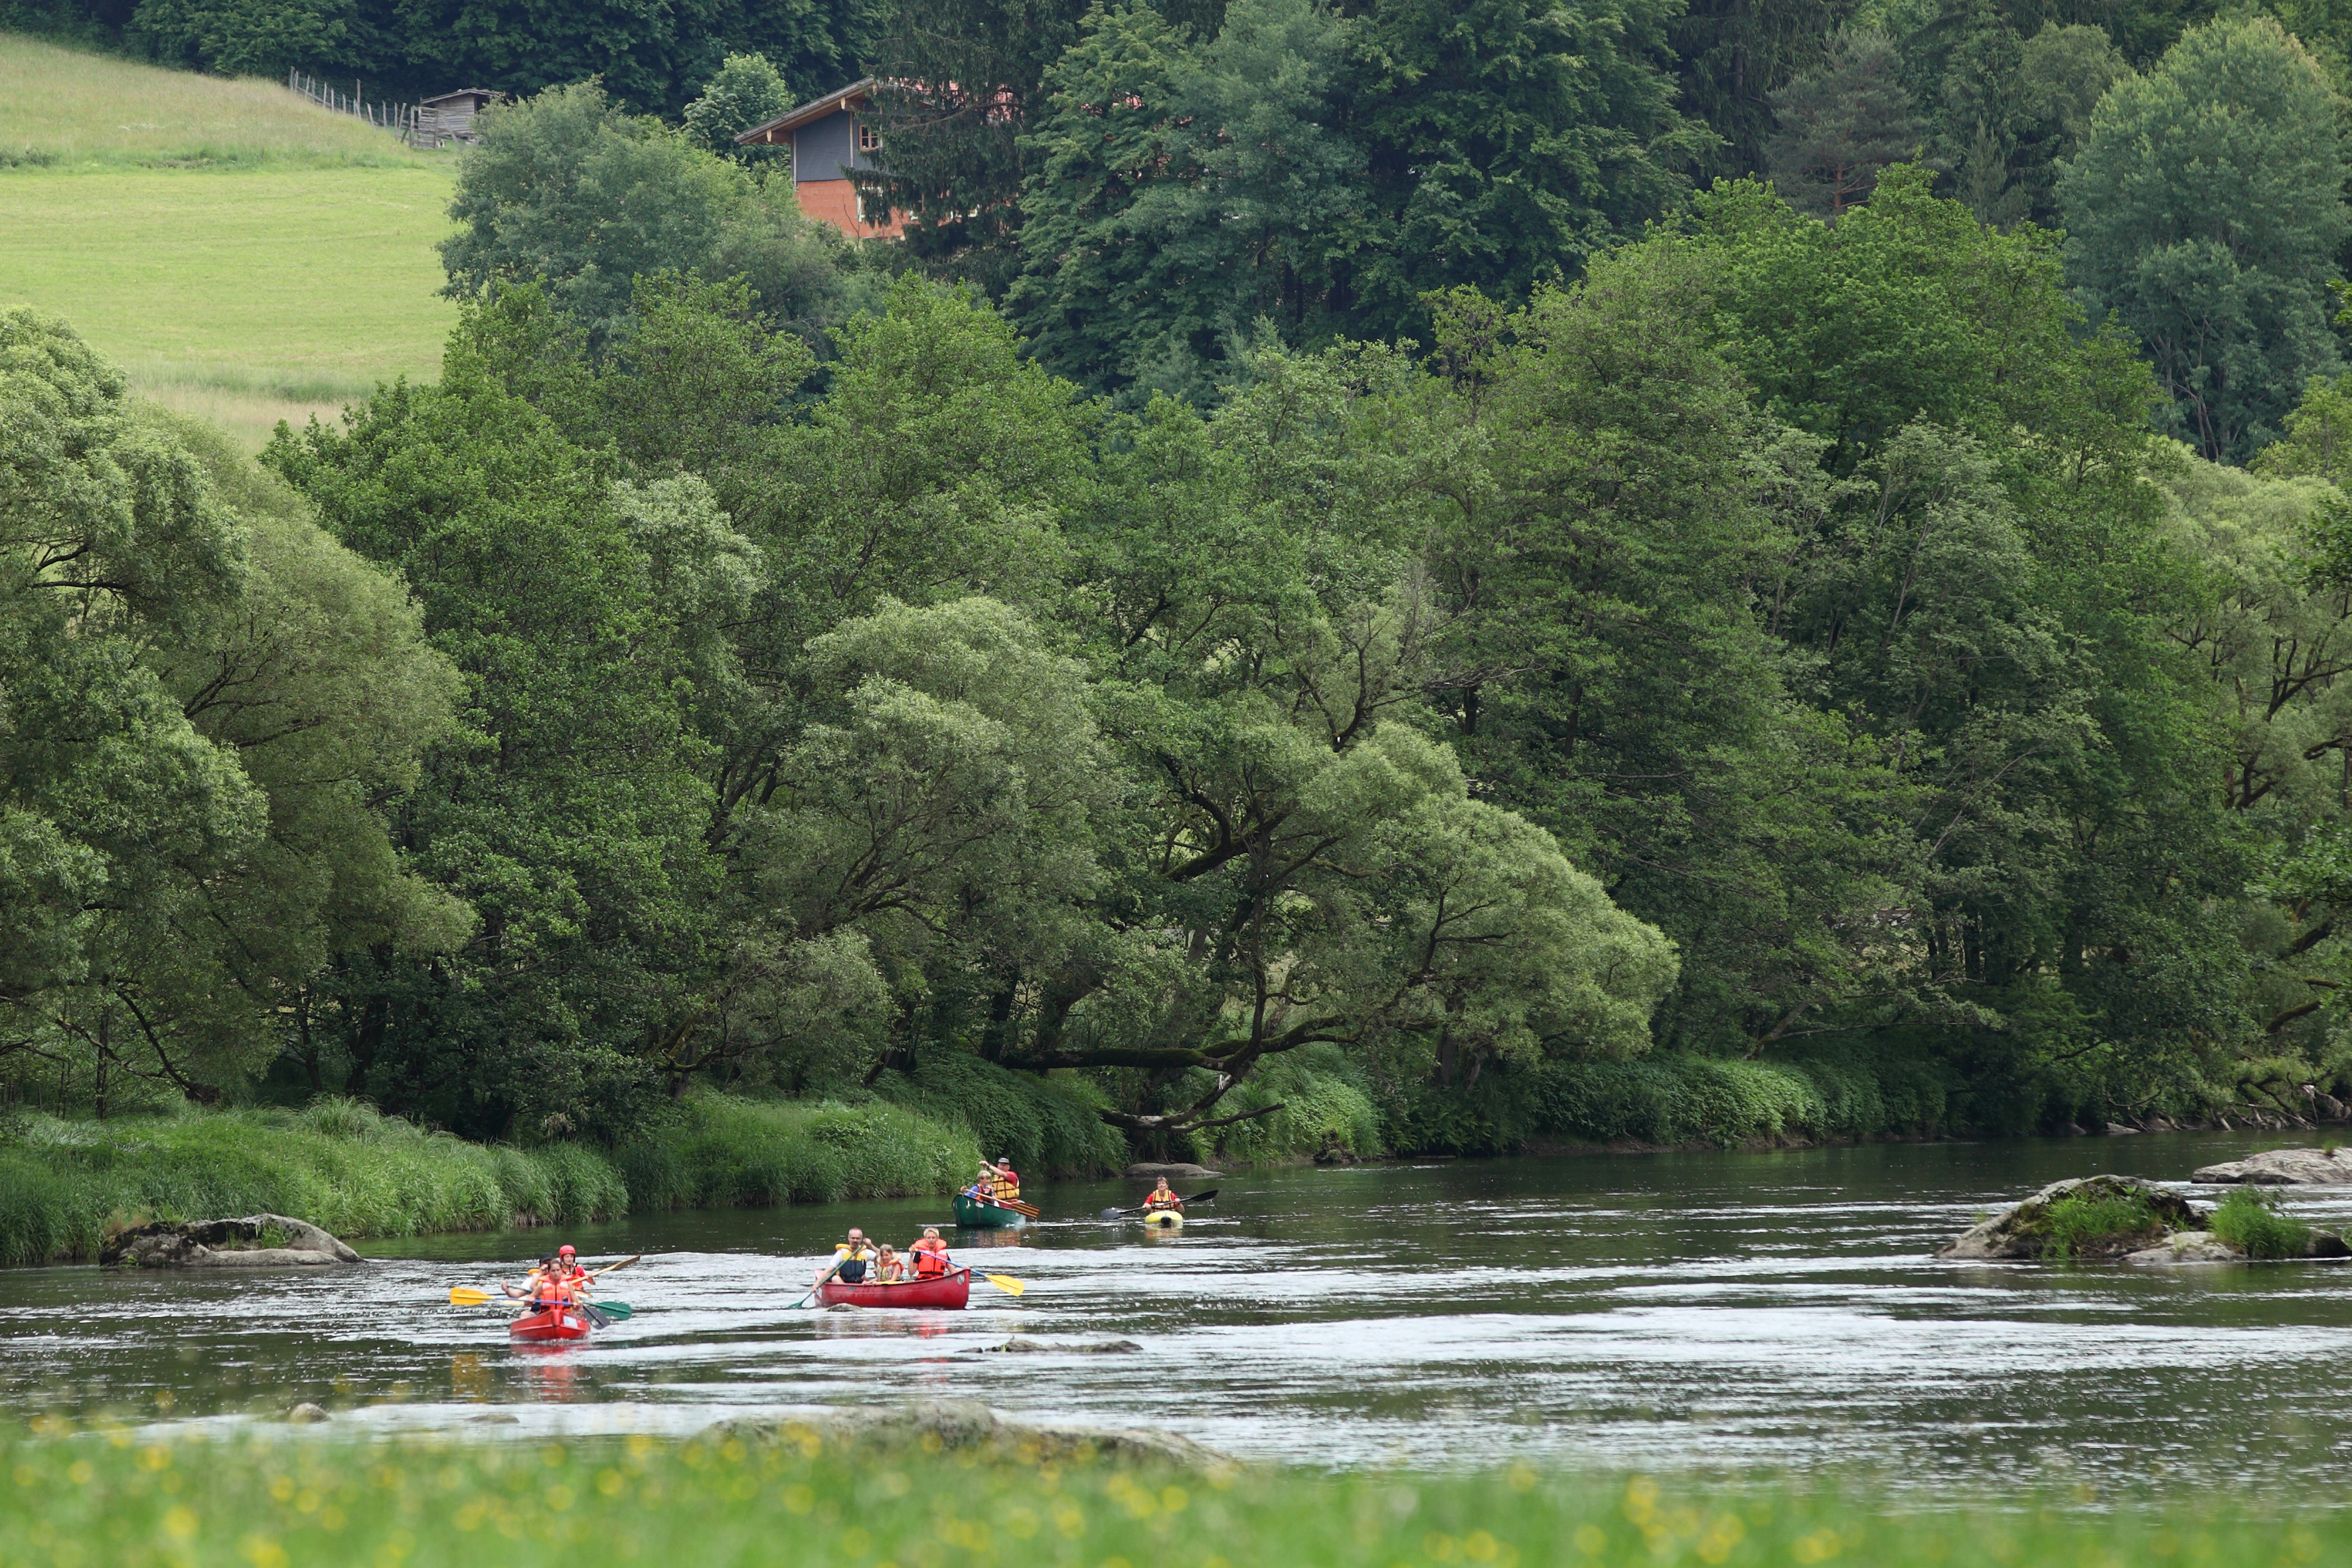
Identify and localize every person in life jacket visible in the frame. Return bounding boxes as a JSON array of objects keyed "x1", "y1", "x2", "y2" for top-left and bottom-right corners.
[
  {"x1": 968, "y1": 1162, "x2": 999, "y2": 1201},
  {"x1": 1142, "y1": 1178, "x2": 1182, "y2": 1214},
  {"x1": 909, "y1": 1227, "x2": 952, "y2": 1278},
  {"x1": 824, "y1": 1227, "x2": 876, "y2": 1285},
  {"x1": 554, "y1": 1243, "x2": 590, "y2": 1293},
  {"x1": 507, "y1": 1255, "x2": 556, "y2": 1307},
  {"x1": 873, "y1": 1245, "x2": 906, "y2": 1283},
  {"x1": 990, "y1": 1158, "x2": 1020, "y2": 1202}
]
